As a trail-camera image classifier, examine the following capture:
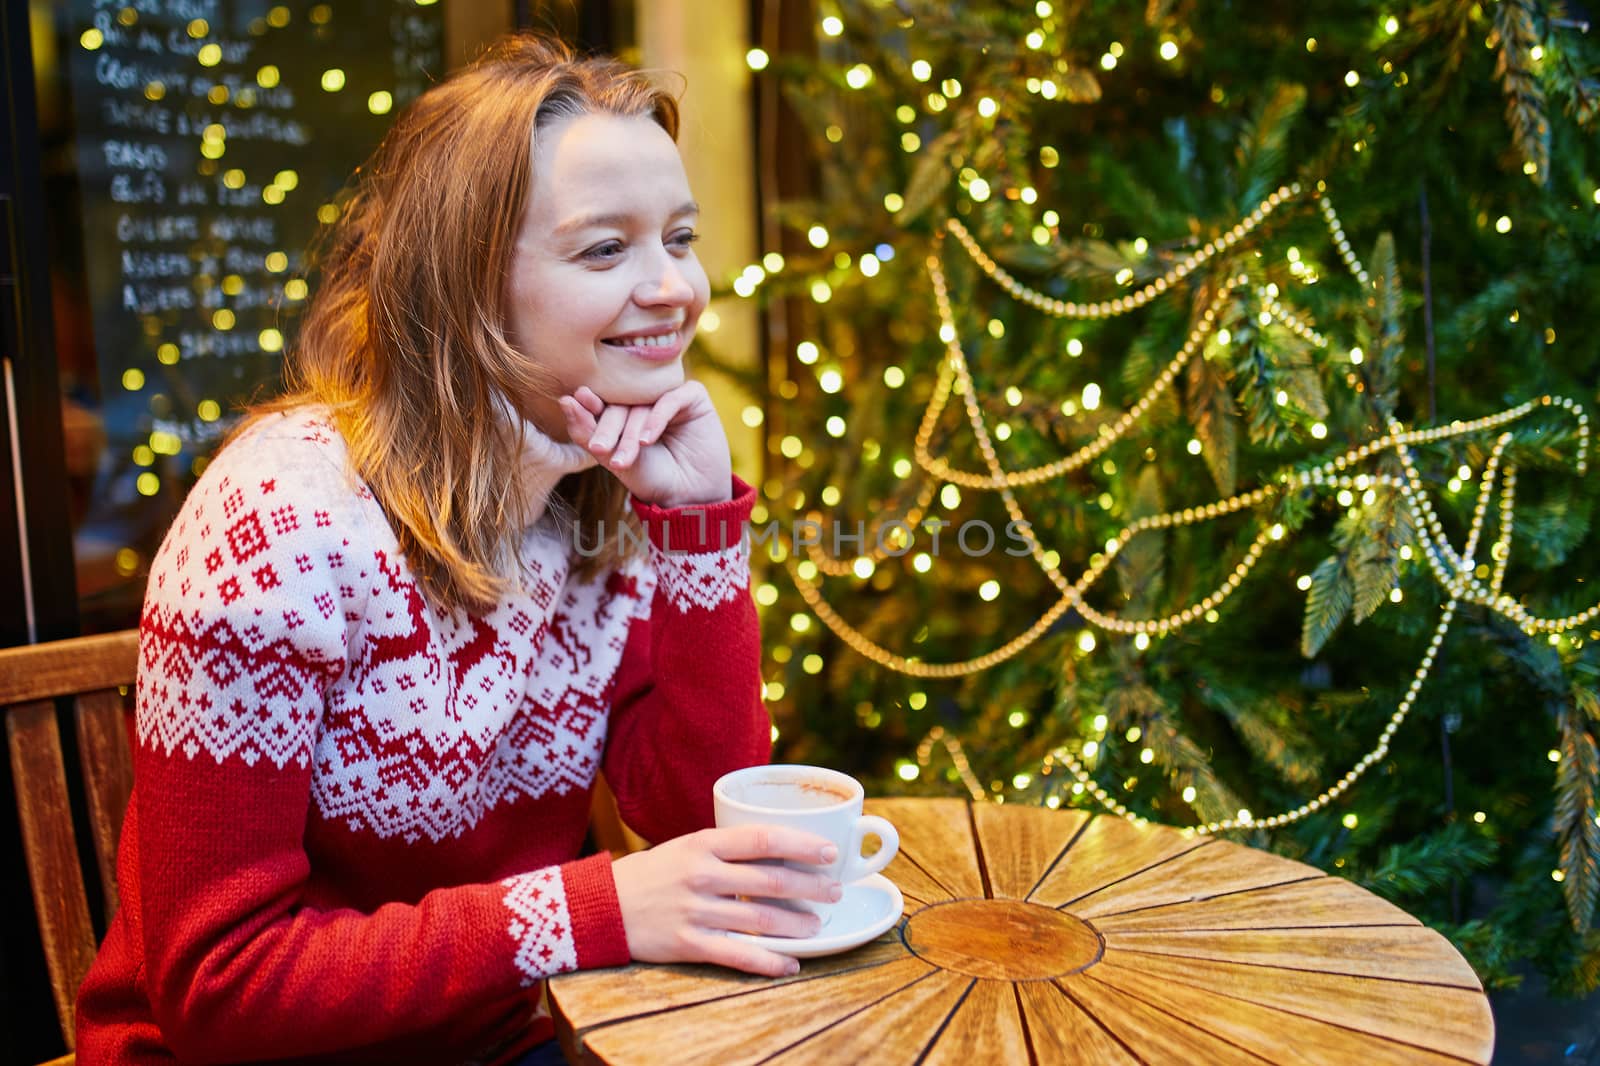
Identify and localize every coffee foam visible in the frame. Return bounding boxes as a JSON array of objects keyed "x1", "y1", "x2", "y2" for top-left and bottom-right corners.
[{"x1": 733, "y1": 776, "x2": 853, "y2": 809}]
